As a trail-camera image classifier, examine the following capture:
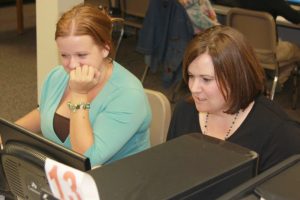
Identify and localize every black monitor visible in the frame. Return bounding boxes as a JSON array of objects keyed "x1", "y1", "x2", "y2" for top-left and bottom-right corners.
[
  {"x1": 218, "y1": 155, "x2": 300, "y2": 200},
  {"x1": 0, "y1": 118, "x2": 91, "y2": 200},
  {"x1": 88, "y1": 133, "x2": 258, "y2": 199}
]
